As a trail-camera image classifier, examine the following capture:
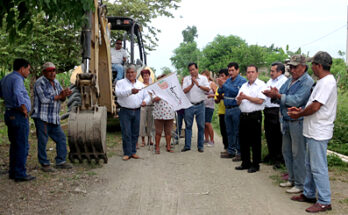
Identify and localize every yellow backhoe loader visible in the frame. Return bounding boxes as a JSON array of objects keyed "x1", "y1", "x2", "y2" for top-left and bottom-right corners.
[{"x1": 66, "y1": 0, "x2": 150, "y2": 164}]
